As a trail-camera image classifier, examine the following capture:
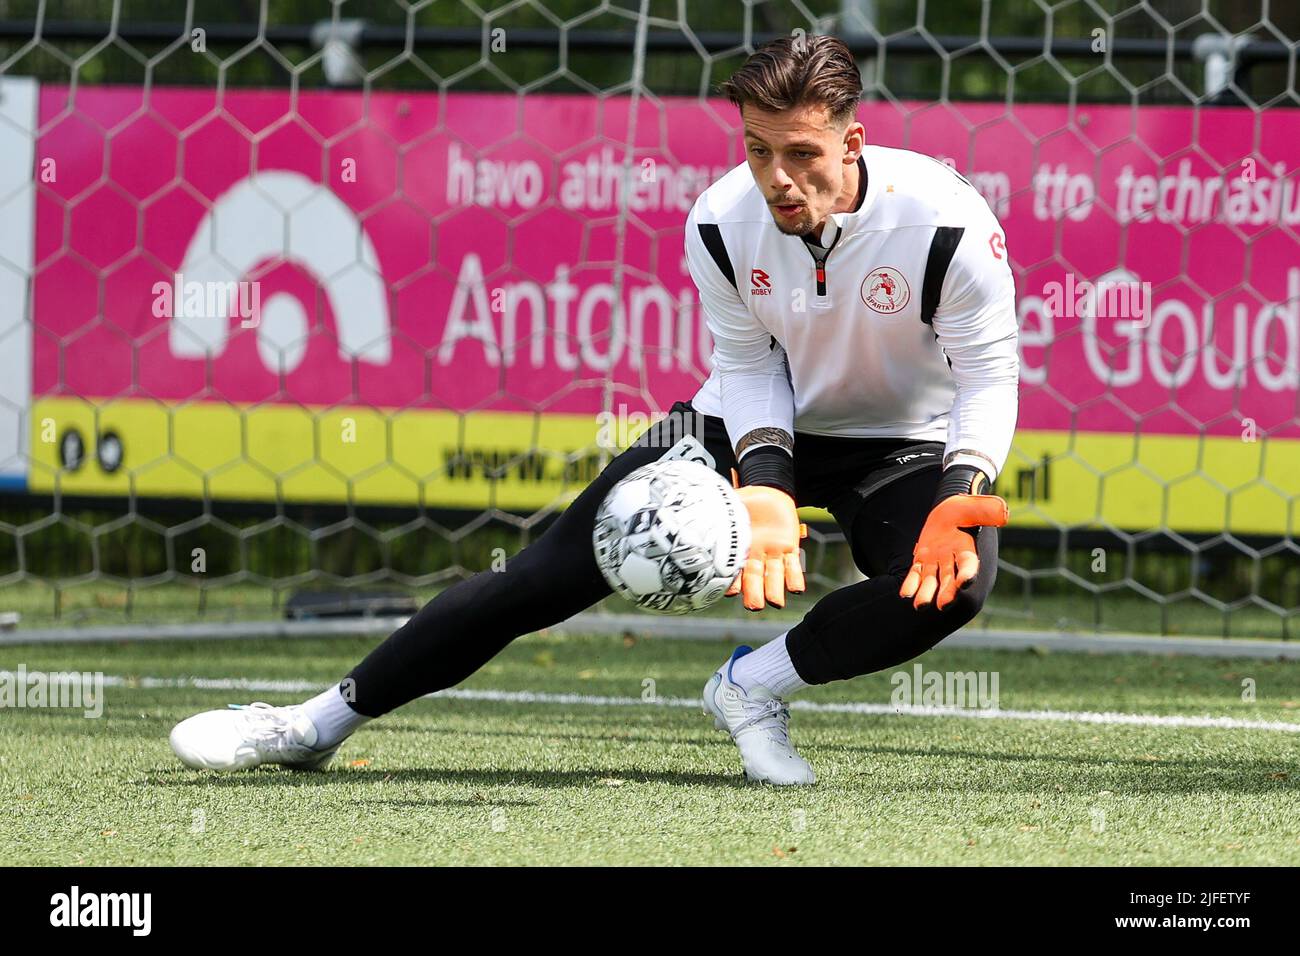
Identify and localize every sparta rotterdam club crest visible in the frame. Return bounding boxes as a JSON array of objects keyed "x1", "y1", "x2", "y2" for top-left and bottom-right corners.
[{"x1": 860, "y1": 266, "x2": 910, "y2": 314}]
